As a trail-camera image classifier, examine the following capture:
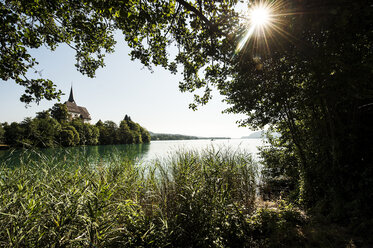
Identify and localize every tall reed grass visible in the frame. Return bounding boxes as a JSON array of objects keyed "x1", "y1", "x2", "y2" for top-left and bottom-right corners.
[{"x1": 0, "y1": 147, "x2": 305, "y2": 247}]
